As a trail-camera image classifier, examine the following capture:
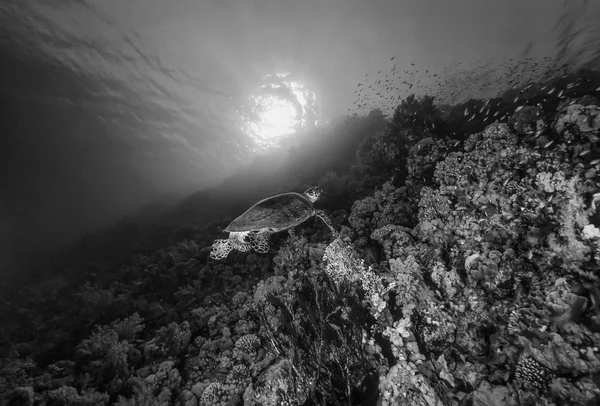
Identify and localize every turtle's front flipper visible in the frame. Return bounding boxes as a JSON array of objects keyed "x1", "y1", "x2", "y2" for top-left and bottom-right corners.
[
  {"x1": 250, "y1": 231, "x2": 271, "y2": 253},
  {"x1": 315, "y1": 210, "x2": 339, "y2": 238}
]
